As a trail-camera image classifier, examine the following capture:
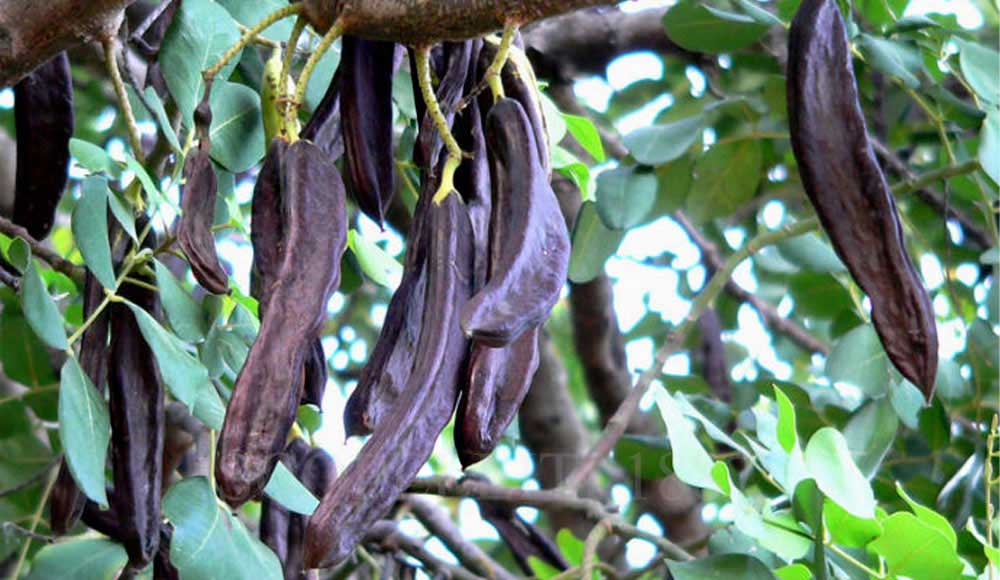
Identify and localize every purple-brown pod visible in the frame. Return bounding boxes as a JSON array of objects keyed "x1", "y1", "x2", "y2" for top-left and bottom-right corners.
[
  {"x1": 455, "y1": 327, "x2": 540, "y2": 468},
  {"x1": 300, "y1": 70, "x2": 344, "y2": 162},
  {"x1": 305, "y1": 192, "x2": 475, "y2": 569},
  {"x1": 216, "y1": 140, "x2": 346, "y2": 507},
  {"x1": 107, "y1": 232, "x2": 165, "y2": 570},
  {"x1": 460, "y1": 99, "x2": 569, "y2": 347},
  {"x1": 413, "y1": 41, "x2": 475, "y2": 171},
  {"x1": 250, "y1": 137, "x2": 289, "y2": 309},
  {"x1": 13, "y1": 51, "x2": 73, "y2": 240},
  {"x1": 301, "y1": 341, "x2": 328, "y2": 408},
  {"x1": 787, "y1": 0, "x2": 938, "y2": 399},
  {"x1": 340, "y1": 36, "x2": 396, "y2": 226},
  {"x1": 178, "y1": 148, "x2": 229, "y2": 294},
  {"x1": 285, "y1": 447, "x2": 337, "y2": 579},
  {"x1": 260, "y1": 439, "x2": 310, "y2": 573}
]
